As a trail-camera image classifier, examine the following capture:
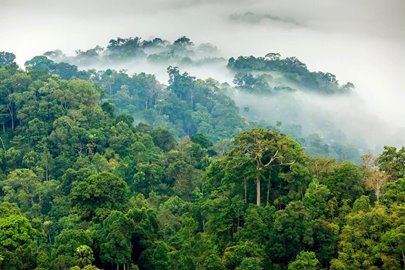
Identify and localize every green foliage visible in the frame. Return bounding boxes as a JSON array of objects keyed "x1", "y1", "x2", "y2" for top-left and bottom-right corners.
[
  {"x1": 303, "y1": 180, "x2": 331, "y2": 219},
  {"x1": 222, "y1": 241, "x2": 264, "y2": 270},
  {"x1": 52, "y1": 229, "x2": 93, "y2": 269},
  {"x1": 288, "y1": 251, "x2": 320, "y2": 270},
  {"x1": 0, "y1": 52, "x2": 16, "y2": 67},
  {"x1": 0, "y1": 49, "x2": 403, "y2": 270},
  {"x1": 235, "y1": 257, "x2": 263, "y2": 270},
  {"x1": 332, "y1": 204, "x2": 404, "y2": 269},
  {"x1": 377, "y1": 146, "x2": 405, "y2": 181},
  {"x1": 228, "y1": 128, "x2": 305, "y2": 206},
  {"x1": 319, "y1": 161, "x2": 364, "y2": 205},
  {"x1": 0, "y1": 202, "x2": 36, "y2": 270},
  {"x1": 233, "y1": 72, "x2": 272, "y2": 94},
  {"x1": 381, "y1": 178, "x2": 405, "y2": 206},
  {"x1": 71, "y1": 172, "x2": 129, "y2": 220},
  {"x1": 228, "y1": 56, "x2": 354, "y2": 94},
  {"x1": 75, "y1": 245, "x2": 94, "y2": 268},
  {"x1": 97, "y1": 211, "x2": 132, "y2": 267},
  {"x1": 16, "y1": 40, "x2": 364, "y2": 163},
  {"x1": 270, "y1": 201, "x2": 313, "y2": 263}
]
